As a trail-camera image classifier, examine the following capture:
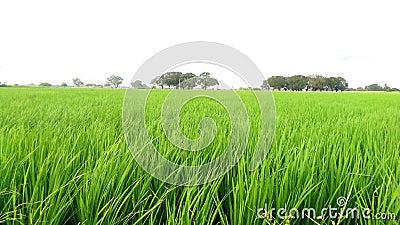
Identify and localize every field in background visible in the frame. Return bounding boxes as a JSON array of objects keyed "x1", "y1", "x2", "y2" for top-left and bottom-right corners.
[{"x1": 0, "y1": 87, "x2": 399, "y2": 224}]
